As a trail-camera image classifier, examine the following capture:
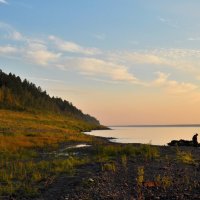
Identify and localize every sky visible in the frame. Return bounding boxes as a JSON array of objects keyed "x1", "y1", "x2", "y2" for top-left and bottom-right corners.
[{"x1": 1, "y1": 0, "x2": 200, "y2": 125}]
